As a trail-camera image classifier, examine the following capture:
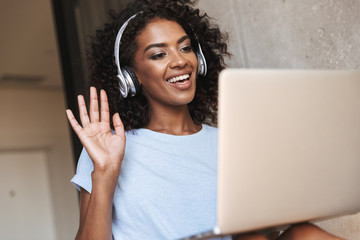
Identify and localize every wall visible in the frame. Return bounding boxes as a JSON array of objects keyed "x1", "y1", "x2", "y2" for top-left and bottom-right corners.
[
  {"x1": 197, "y1": 0, "x2": 360, "y2": 69},
  {"x1": 196, "y1": 0, "x2": 360, "y2": 239},
  {"x1": 0, "y1": 87, "x2": 79, "y2": 240},
  {"x1": 73, "y1": 0, "x2": 134, "y2": 90}
]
